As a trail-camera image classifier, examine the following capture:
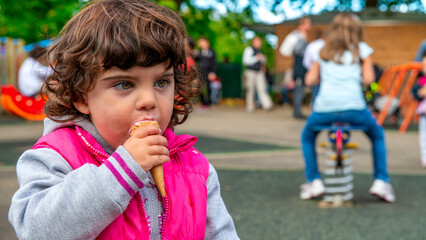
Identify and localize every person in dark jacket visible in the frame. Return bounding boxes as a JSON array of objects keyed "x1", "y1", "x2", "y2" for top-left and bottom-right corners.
[{"x1": 195, "y1": 36, "x2": 217, "y2": 110}]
